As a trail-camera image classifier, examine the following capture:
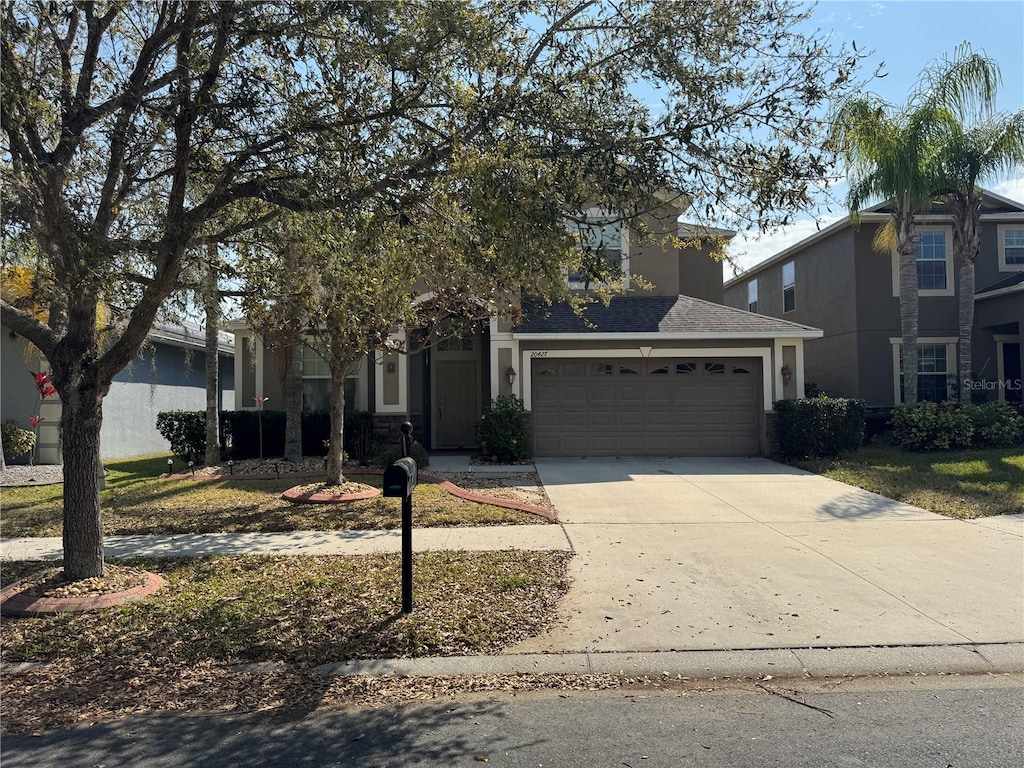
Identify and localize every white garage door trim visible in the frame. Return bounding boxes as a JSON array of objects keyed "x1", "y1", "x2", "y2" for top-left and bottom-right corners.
[{"x1": 521, "y1": 347, "x2": 773, "y2": 411}]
